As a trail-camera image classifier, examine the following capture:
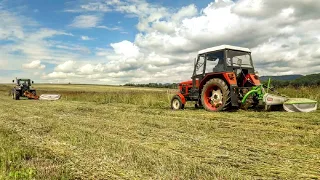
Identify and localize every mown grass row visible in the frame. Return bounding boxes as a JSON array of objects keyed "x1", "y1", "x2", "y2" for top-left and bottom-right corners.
[
  {"x1": 1, "y1": 95, "x2": 319, "y2": 179},
  {"x1": 0, "y1": 84, "x2": 319, "y2": 179},
  {"x1": 0, "y1": 126, "x2": 71, "y2": 179}
]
